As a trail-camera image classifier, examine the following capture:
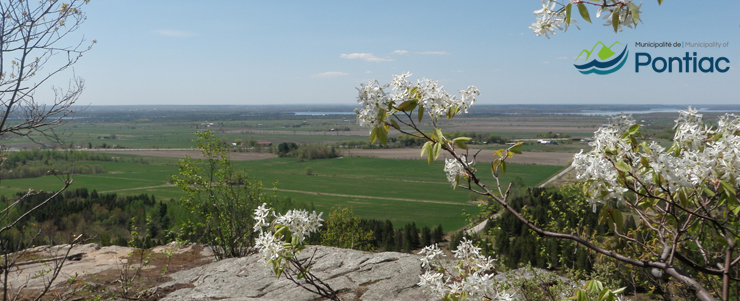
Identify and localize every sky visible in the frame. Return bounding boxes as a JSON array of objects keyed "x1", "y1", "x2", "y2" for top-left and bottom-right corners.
[{"x1": 45, "y1": 1, "x2": 740, "y2": 106}]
